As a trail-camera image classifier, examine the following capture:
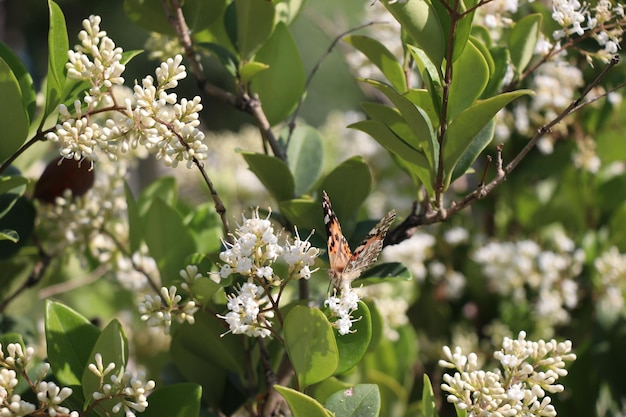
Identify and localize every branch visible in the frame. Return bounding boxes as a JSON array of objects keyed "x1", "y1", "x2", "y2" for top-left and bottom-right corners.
[{"x1": 162, "y1": 0, "x2": 287, "y2": 162}]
